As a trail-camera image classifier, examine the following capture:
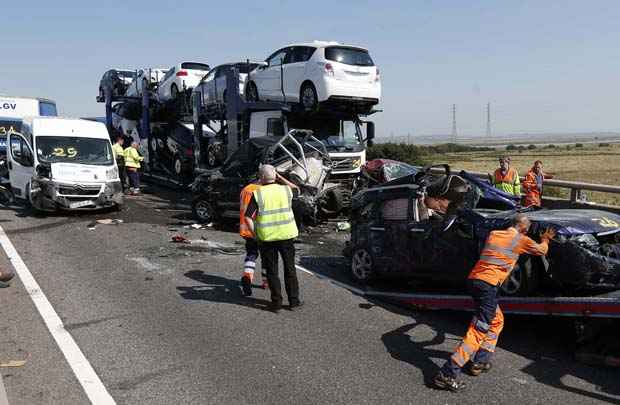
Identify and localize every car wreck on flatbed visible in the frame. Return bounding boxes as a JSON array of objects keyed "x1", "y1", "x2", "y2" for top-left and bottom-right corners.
[
  {"x1": 345, "y1": 164, "x2": 620, "y2": 296},
  {"x1": 190, "y1": 130, "x2": 350, "y2": 225}
]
